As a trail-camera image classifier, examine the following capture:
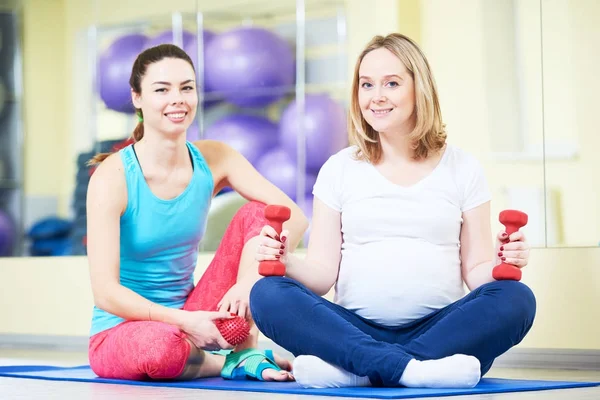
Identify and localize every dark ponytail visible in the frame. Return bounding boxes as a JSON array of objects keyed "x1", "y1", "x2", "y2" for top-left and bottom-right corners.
[{"x1": 88, "y1": 44, "x2": 195, "y2": 166}]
